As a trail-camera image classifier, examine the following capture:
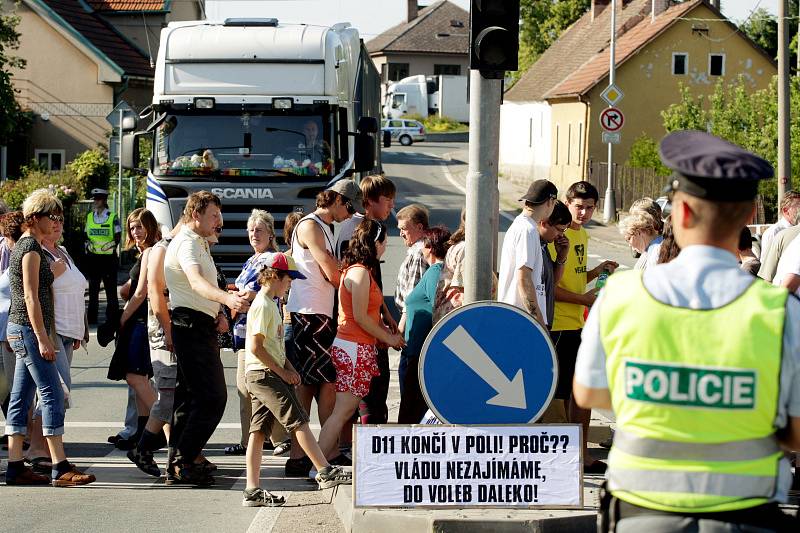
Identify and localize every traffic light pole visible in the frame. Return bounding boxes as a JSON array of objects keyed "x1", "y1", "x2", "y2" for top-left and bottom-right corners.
[{"x1": 464, "y1": 70, "x2": 502, "y2": 304}]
